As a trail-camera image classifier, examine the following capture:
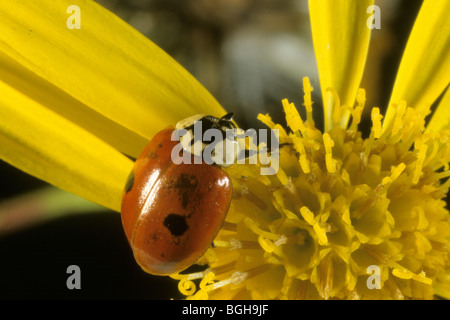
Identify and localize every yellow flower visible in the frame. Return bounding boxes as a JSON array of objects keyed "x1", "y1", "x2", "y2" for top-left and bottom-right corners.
[
  {"x1": 1, "y1": 0, "x2": 450, "y2": 300},
  {"x1": 172, "y1": 0, "x2": 450, "y2": 300}
]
